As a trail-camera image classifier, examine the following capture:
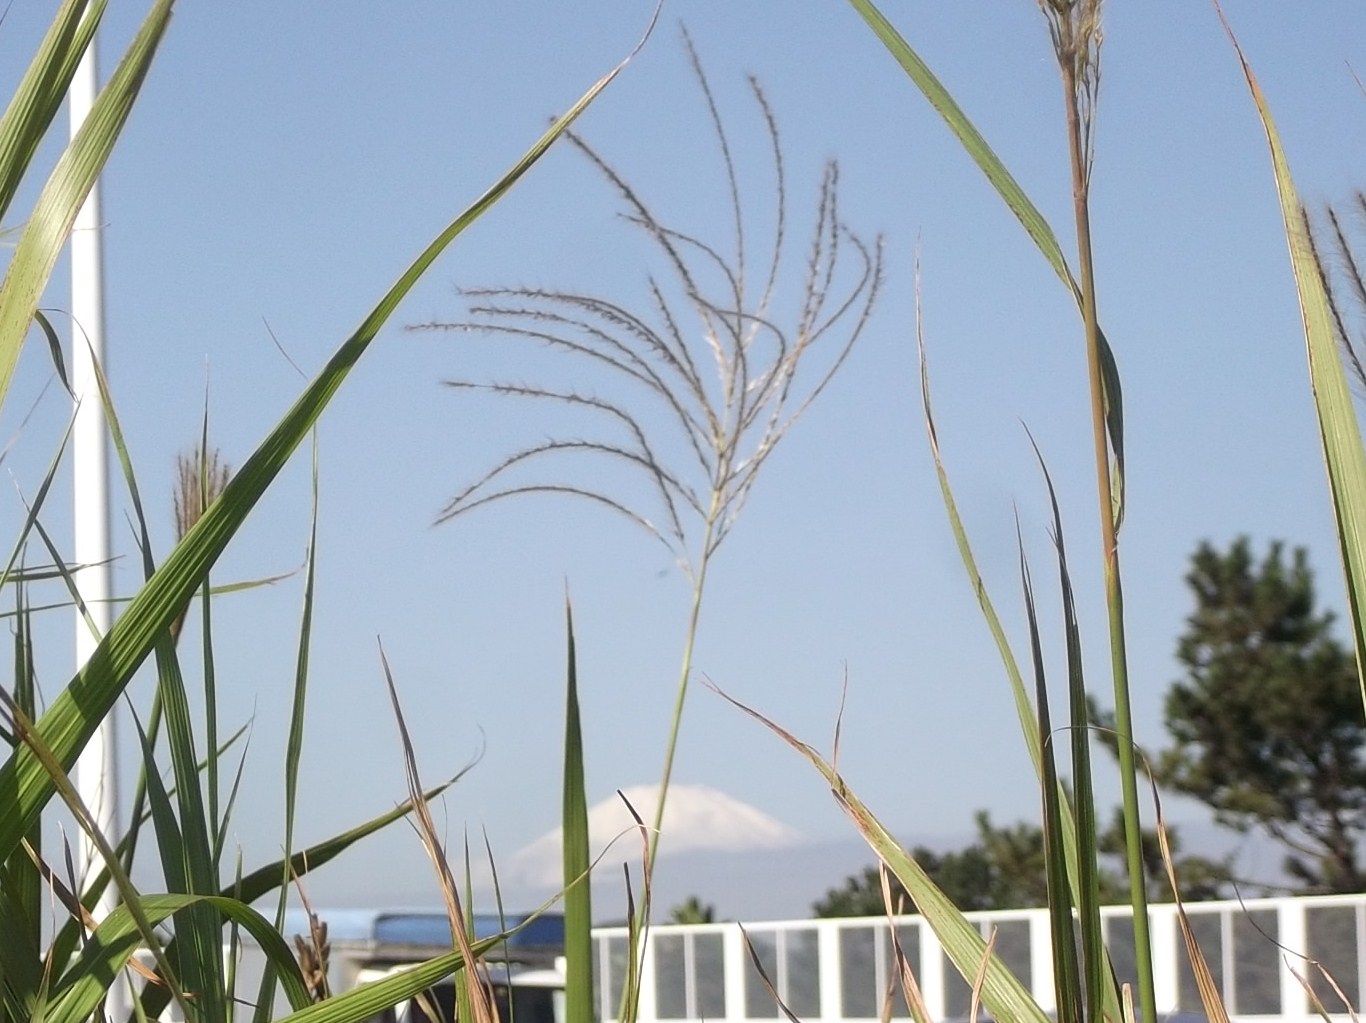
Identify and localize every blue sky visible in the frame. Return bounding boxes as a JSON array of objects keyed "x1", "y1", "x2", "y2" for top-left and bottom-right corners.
[{"x1": 5, "y1": 2, "x2": 1366, "y2": 915}]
